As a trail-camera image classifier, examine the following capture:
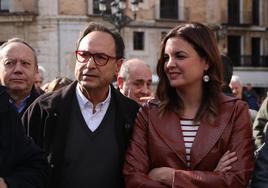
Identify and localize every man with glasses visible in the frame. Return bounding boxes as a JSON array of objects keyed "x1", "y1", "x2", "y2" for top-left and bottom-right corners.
[{"x1": 22, "y1": 22, "x2": 140, "y2": 188}]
